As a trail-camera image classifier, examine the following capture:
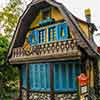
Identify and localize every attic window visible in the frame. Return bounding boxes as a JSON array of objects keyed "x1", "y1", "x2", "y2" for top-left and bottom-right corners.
[{"x1": 42, "y1": 8, "x2": 51, "y2": 20}]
